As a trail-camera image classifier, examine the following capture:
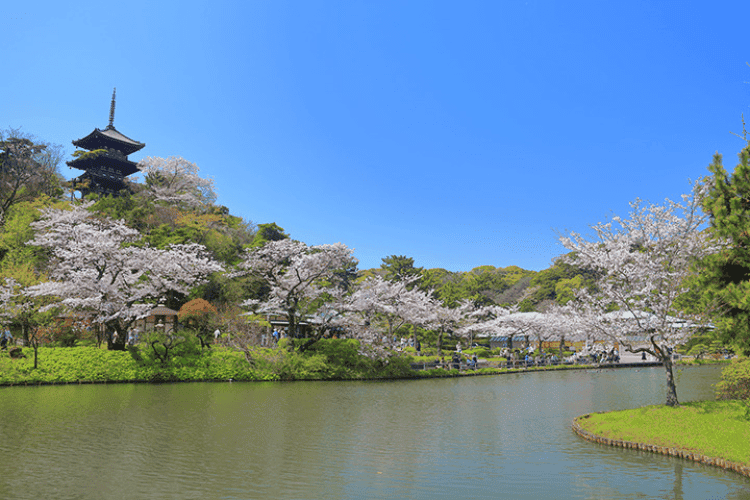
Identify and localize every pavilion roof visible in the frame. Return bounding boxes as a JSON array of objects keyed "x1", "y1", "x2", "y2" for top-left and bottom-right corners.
[{"x1": 149, "y1": 305, "x2": 179, "y2": 317}]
